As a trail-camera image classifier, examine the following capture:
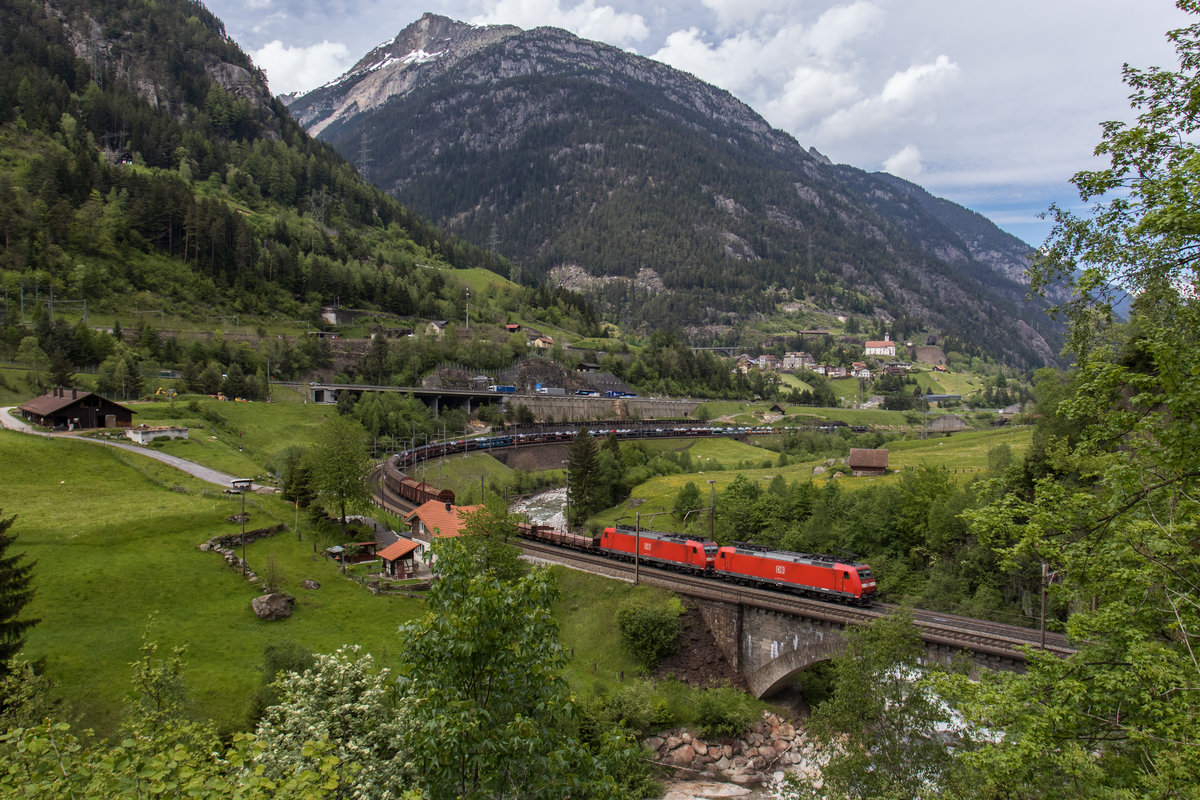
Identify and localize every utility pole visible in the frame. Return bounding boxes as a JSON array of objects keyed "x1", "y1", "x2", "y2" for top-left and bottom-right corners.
[
  {"x1": 708, "y1": 479, "x2": 716, "y2": 541},
  {"x1": 232, "y1": 479, "x2": 252, "y2": 575}
]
